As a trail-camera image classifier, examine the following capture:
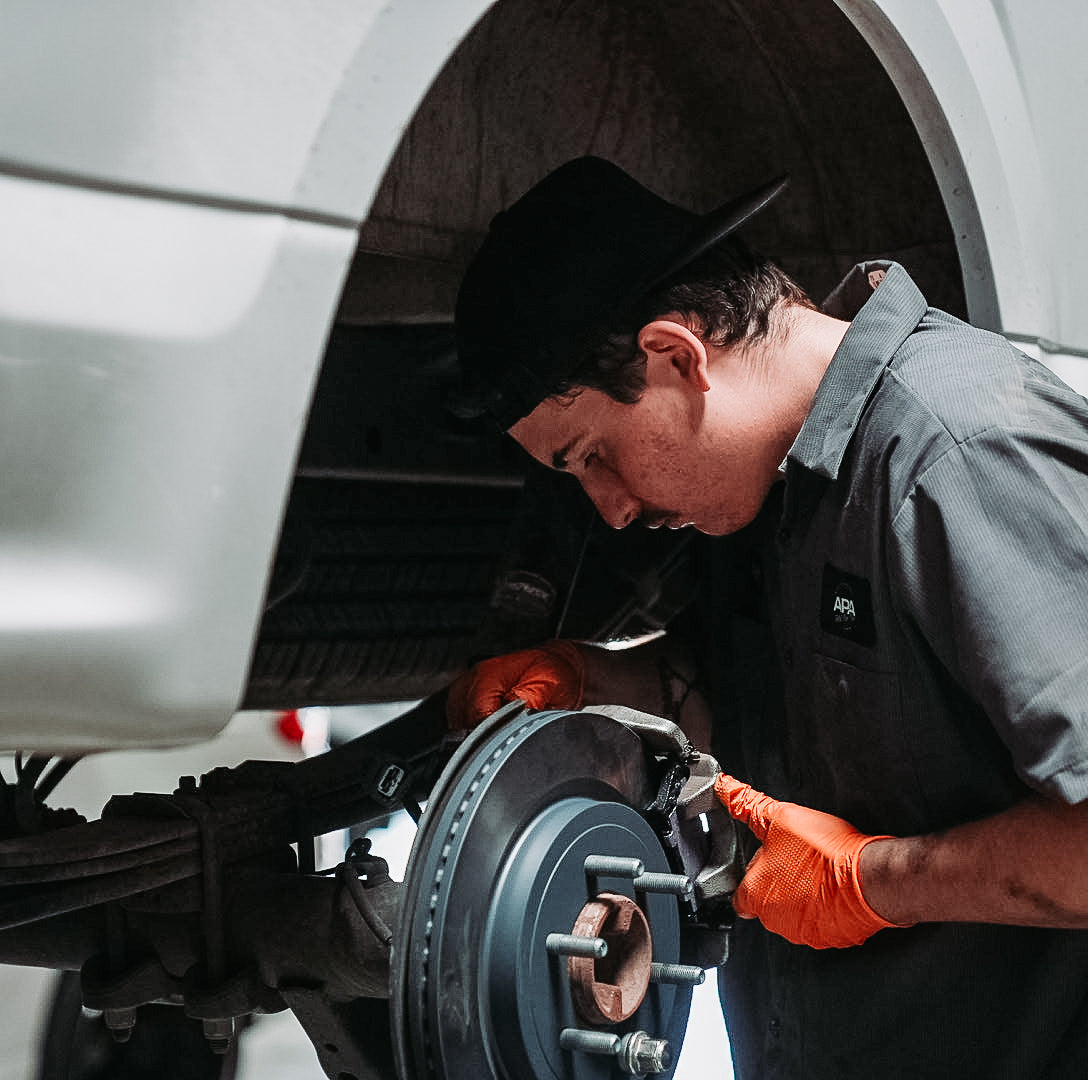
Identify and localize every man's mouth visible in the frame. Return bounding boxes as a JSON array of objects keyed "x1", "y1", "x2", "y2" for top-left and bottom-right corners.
[{"x1": 640, "y1": 511, "x2": 690, "y2": 530}]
